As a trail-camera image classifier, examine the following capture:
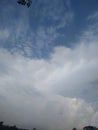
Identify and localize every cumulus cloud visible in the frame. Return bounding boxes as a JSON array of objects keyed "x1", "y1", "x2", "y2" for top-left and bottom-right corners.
[
  {"x1": 0, "y1": 4, "x2": 98, "y2": 130},
  {"x1": 0, "y1": 32, "x2": 98, "y2": 130}
]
